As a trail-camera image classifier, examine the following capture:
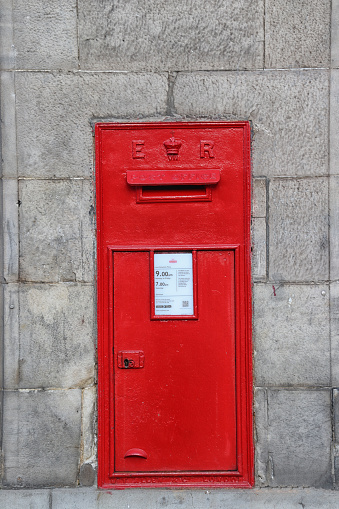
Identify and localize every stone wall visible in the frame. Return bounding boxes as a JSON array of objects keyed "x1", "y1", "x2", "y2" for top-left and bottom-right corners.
[{"x1": 0, "y1": 0, "x2": 338, "y2": 490}]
